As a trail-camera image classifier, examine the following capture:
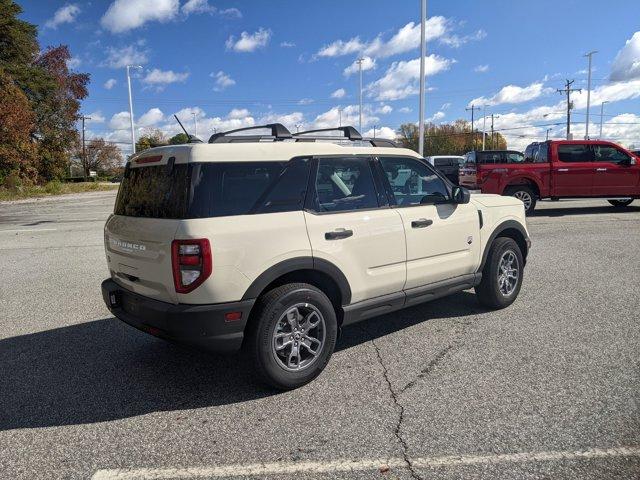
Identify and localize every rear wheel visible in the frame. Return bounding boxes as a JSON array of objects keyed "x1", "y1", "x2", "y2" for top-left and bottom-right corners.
[
  {"x1": 475, "y1": 237, "x2": 524, "y2": 309},
  {"x1": 247, "y1": 283, "x2": 338, "y2": 390},
  {"x1": 505, "y1": 185, "x2": 537, "y2": 215},
  {"x1": 608, "y1": 199, "x2": 634, "y2": 207}
]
